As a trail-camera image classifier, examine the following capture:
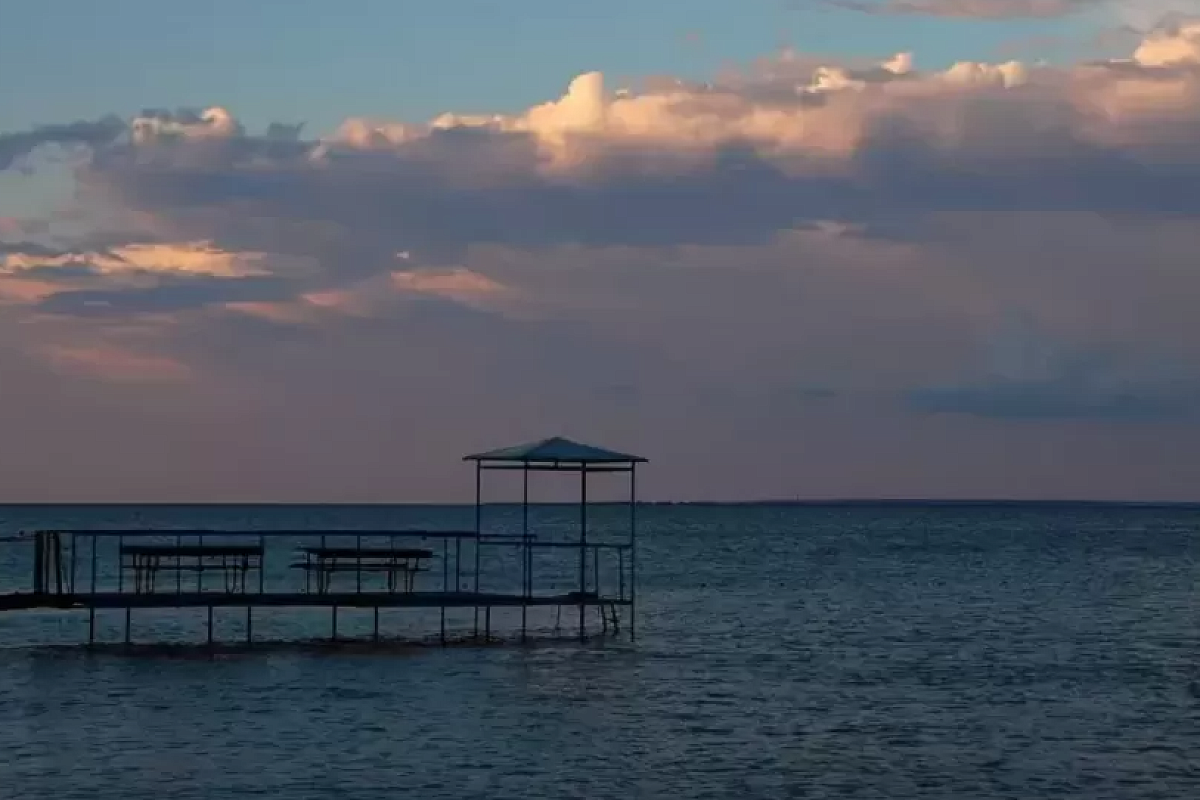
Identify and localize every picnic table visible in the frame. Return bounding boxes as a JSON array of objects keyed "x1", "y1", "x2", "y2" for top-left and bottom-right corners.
[
  {"x1": 293, "y1": 546, "x2": 434, "y2": 594},
  {"x1": 121, "y1": 544, "x2": 264, "y2": 593}
]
